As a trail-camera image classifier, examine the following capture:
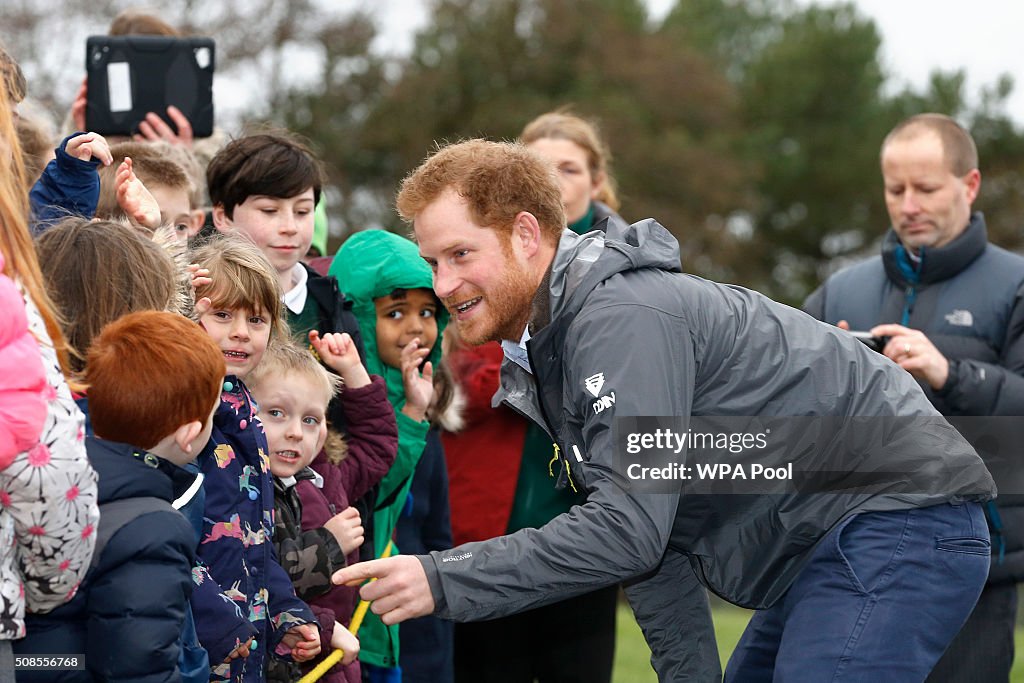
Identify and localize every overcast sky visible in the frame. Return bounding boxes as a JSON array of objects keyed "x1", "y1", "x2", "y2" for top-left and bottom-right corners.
[{"x1": 371, "y1": 0, "x2": 1024, "y2": 120}]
